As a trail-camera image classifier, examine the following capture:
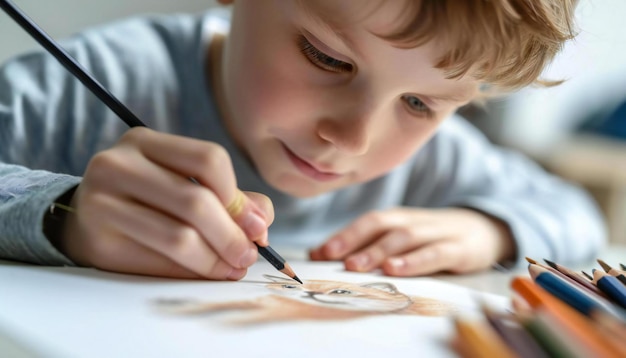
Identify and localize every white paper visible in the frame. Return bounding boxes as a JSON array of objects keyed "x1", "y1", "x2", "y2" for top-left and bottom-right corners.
[{"x1": 0, "y1": 258, "x2": 508, "y2": 358}]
